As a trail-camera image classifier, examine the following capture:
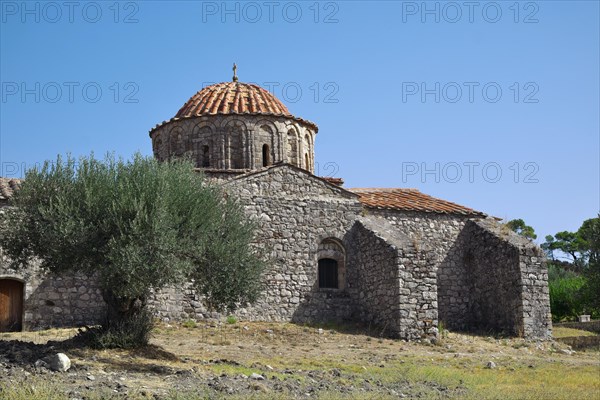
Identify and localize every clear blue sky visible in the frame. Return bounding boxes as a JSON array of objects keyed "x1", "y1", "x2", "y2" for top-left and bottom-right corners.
[{"x1": 1, "y1": 0, "x2": 598, "y2": 242}]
